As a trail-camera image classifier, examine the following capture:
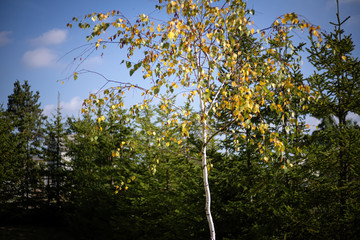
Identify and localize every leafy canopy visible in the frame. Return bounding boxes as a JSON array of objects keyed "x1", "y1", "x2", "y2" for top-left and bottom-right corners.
[{"x1": 68, "y1": 0, "x2": 321, "y2": 159}]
